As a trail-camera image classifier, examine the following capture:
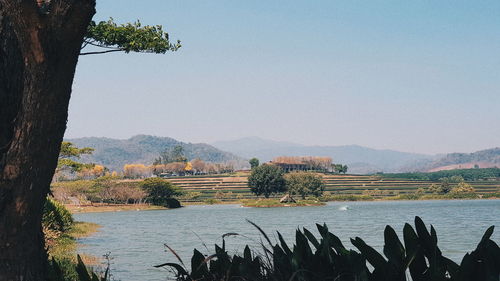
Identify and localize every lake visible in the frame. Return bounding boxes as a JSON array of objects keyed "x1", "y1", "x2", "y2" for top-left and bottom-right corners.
[{"x1": 74, "y1": 200, "x2": 500, "y2": 281}]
